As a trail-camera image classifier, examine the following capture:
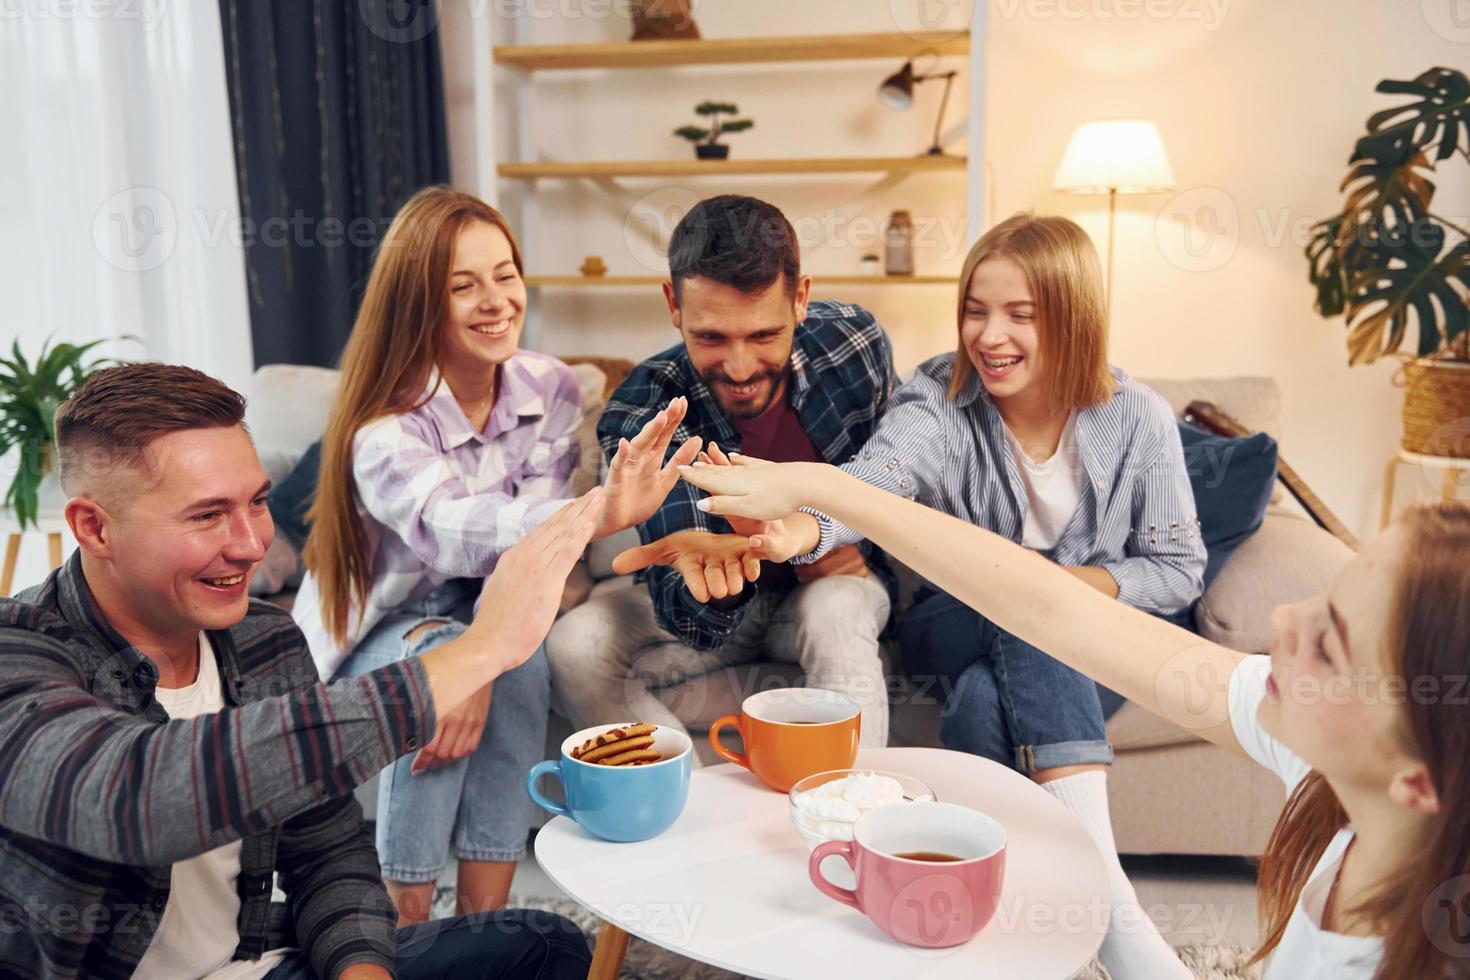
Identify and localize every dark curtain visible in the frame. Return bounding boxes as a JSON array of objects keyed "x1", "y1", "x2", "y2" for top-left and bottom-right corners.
[{"x1": 217, "y1": 0, "x2": 451, "y2": 367}]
